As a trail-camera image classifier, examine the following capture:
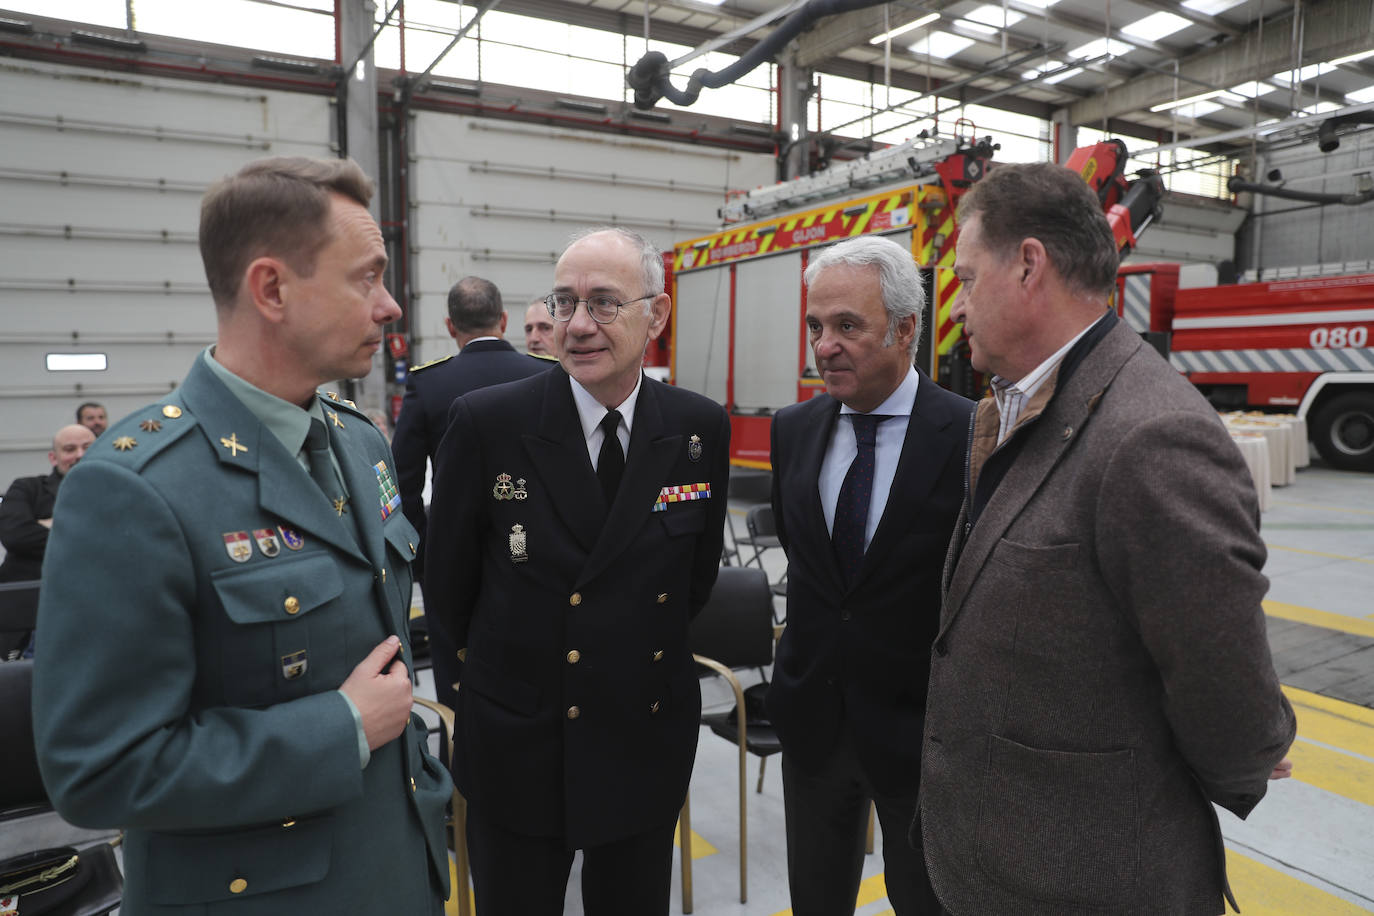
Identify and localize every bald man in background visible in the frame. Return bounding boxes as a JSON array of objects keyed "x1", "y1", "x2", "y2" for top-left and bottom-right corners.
[{"x1": 0, "y1": 423, "x2": 94, "y2": 584}]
